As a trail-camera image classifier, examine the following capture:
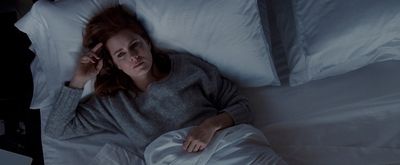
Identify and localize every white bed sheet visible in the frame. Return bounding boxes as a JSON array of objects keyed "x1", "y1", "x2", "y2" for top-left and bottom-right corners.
[
  {"x1": 40, "y1": 61, "x2": 400, "y2": 165},
  {"x1": 241, "y1": 60, "x2": 400, "y2": 165}
]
